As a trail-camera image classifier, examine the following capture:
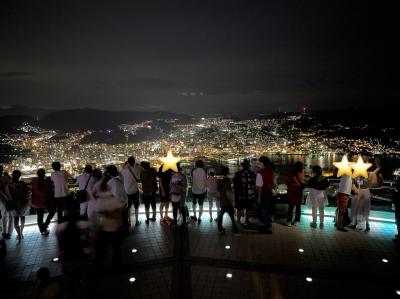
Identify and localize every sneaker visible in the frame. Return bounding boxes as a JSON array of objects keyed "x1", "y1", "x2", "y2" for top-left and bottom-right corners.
[
  {"x1": 150, "y1": 217, "x2": 157, "y2": 221},
  {"x1": 291, "y1": 222, "x2": 296, "y2": 226},
  {"x1": 210, "y1": 218, "x2": 213, "y2": 223},
  {"x1": 145, "y1": 219, "x2": 150, "y2": 225},
  {"x1": 197, "y1": 219, "x2": 202, "y2": 224},
  {"x1": 218, "y1": 228, "x2": 226, "y2": 234},
  {"x1": 365, "y1": 224, "x2": 370, "y2": 231},
  {"x1": 310, "y1": 222, "x2": 317, "y2": 228},
  {"x1": 190, "y1": 216, "x2": 197, "y2": 220},
  {"x1": 337, "y1": 227, "x2": 348, "y2": 232},
  {"x1": 286, "y1": 222, "x2": 292, "y2": 227},
  {"x1": 41, "y1": 230, "x2": 50, "y2": 236},
  {"x1": 160, "y1": 219, "x2": 167, "y2": 225},
  {"x1": 348, "y1": 224, "x2": 356, "y2": 229},
  {"x1": 319, "y1": 223, "x2": 324, "y2": 229},
  {"x1": 135, "y1": 221, "x2": 141, "y2": 226}
]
